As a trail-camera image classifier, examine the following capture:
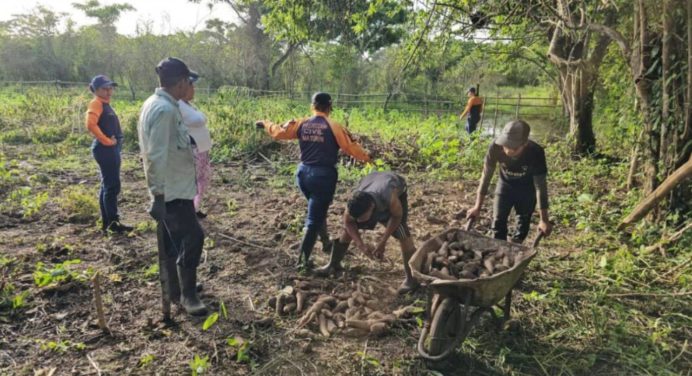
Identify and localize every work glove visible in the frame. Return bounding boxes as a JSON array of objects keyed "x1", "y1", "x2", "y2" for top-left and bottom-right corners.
[{"x1": 148, "y1": 195, "x2": 166, "y2": 221}]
